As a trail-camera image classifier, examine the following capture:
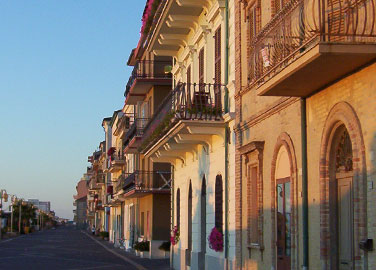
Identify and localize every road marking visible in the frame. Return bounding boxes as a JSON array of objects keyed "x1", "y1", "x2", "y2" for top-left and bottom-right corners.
[
  {"x1": 0, "y1": 235, "x2": 26, "y2": 244},
  {"x1": 68, "y1": 265, "x2": 124, "y2": 270},
  {"x1": 82, "y1": 231, "x2": 146, "y2": 270}
]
